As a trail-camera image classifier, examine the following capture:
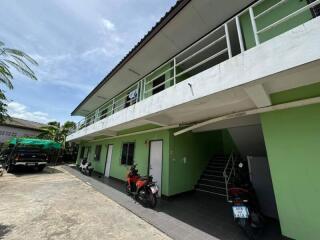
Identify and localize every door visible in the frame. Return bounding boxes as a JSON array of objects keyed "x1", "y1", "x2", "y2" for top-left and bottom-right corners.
[
  {"x1": 149, "y1": 140, "x2": 163, "y2": 195},
  {"x1": 104, "y1": 145, "x2": 113, "y2": 177}
]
